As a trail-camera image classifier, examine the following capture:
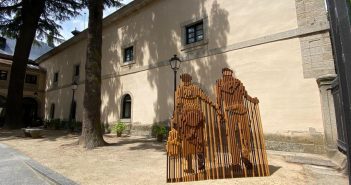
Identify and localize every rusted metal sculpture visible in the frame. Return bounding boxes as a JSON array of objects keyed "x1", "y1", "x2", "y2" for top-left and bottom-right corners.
[{"x1": 166, "y1": 68, "x2": 270, "y2": 183}]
